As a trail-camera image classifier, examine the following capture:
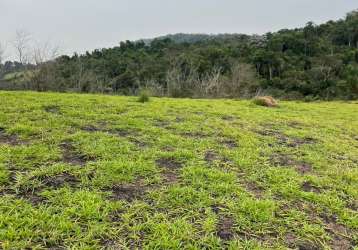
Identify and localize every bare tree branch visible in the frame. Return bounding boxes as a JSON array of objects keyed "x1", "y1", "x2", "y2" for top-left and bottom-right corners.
[
  {"x1": 13, "y1": 29, "x2": 31, "y2": 64},
  {"x1": 32, "y1": 40, "x2": 61, "y2": 65},
  {"x1": 0, "y1": 42, "x2": 6, "y2": 65}
]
